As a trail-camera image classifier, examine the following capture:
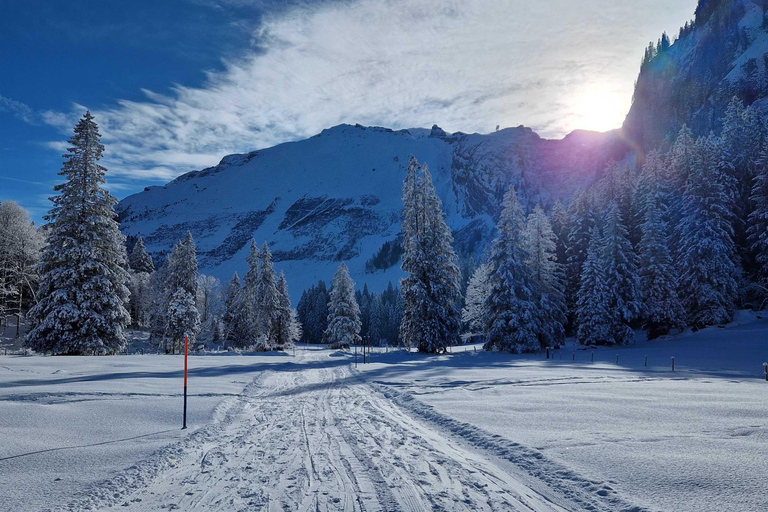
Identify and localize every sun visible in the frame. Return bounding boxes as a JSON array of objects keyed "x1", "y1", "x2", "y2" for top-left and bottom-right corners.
[{"x1": 572, "y1": 85, "x2": 628, "y2": 133}]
